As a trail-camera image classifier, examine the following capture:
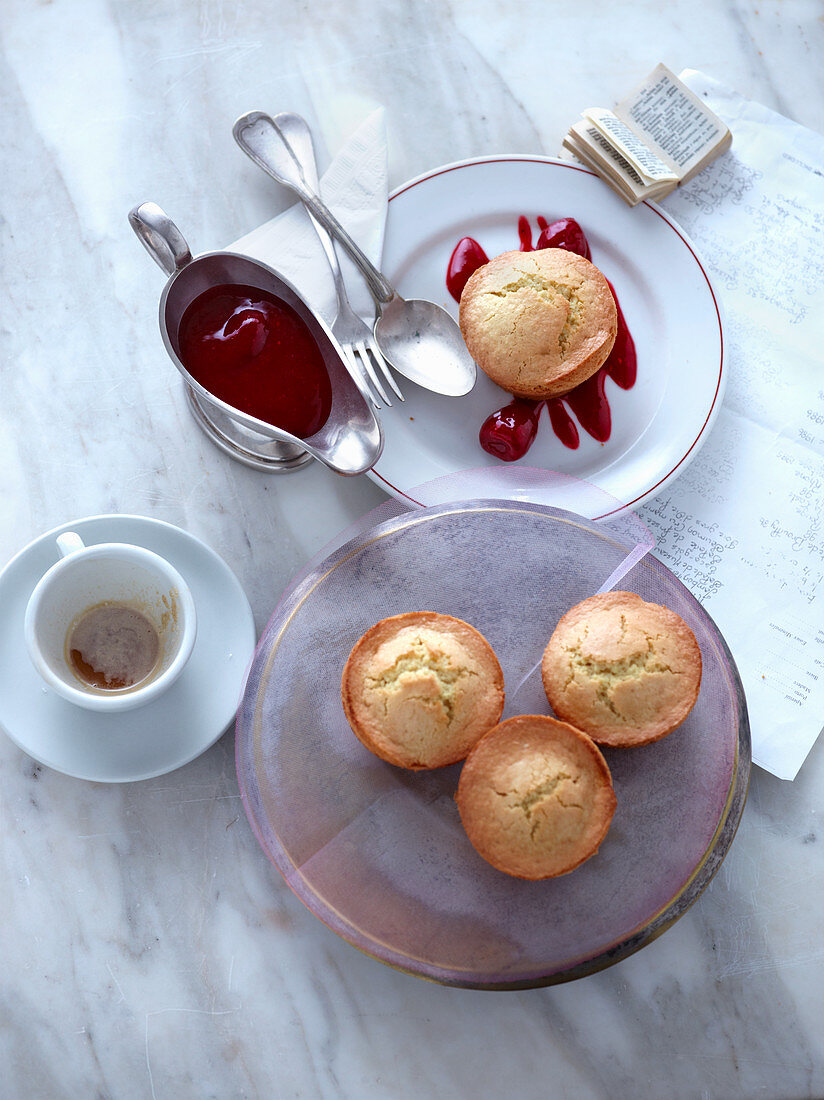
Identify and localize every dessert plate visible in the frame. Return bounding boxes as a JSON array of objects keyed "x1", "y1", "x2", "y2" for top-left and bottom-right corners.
[
  {"x1": 0, "y1": 515, "x2": 257, "y2": 782},
  {"x1": 236, "y1": 501, "x2": 749, "y2": 989},
  {"x1": 368, "y1": 157, "x2": 725, "y2": 517}
]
